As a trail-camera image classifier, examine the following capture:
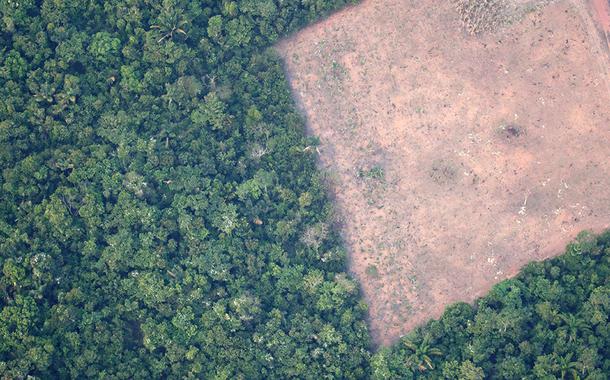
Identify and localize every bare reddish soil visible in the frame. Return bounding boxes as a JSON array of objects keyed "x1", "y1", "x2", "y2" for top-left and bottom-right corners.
[{"x1": 277, "y1": 0, "x2": 610, "y2": 346}]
